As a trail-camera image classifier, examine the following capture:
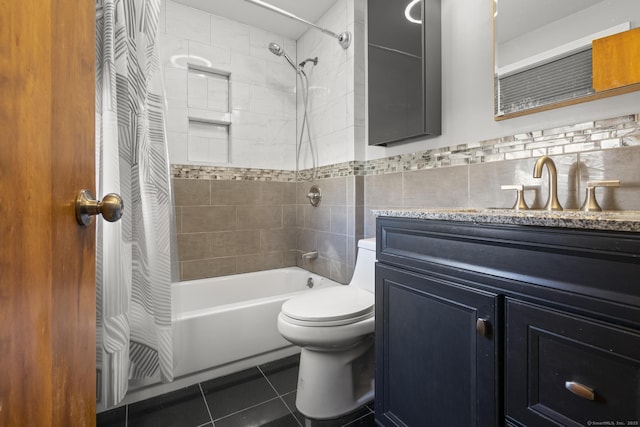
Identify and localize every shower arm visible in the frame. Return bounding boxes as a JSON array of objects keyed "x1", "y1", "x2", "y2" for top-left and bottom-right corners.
[{"x1": 243, "y1": 0, "x2": 352, "y2": 49}]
